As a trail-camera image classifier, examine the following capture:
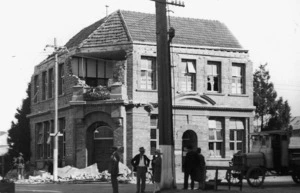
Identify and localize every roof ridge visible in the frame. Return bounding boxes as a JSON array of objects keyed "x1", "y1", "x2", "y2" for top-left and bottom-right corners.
[{"x1": 120, "y1": 9, "x2": 222, "y2": 23}]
